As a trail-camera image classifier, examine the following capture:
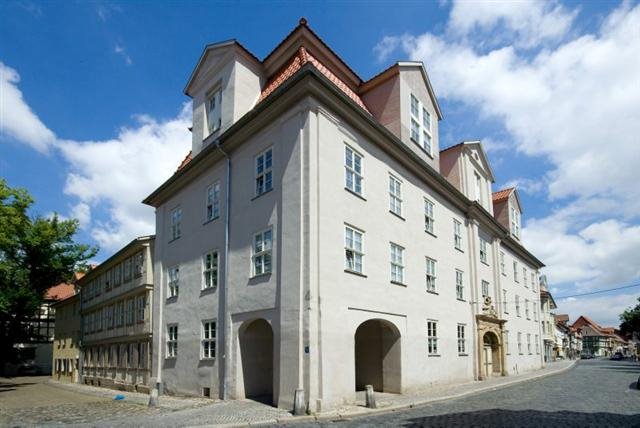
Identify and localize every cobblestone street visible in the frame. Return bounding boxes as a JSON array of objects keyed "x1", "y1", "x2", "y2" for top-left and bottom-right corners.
[
  {"x1": 1, "y1": 359, "x2": 638, "y2": 427},
  {"x1": 292, "y1": 359, "x2": 640, "y2": 428}
]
